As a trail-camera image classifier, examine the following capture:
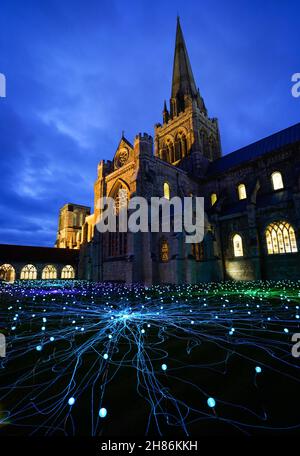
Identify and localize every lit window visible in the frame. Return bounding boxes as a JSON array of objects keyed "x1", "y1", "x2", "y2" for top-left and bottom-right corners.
[
  {"x1": 0, "y1": 264, "x2": 15, "y2": 282},
  {"x1": 238, "y1": 184, "x2": 247, "y2": 200},
  {"x1": 42, "y1": 265, "x2": 57, "y2": 279},
  {"x1": 271, "y1": 171, "x2": 284, "y2": 190},
  {"x1": 20, "y1": 264, "x2": 37, "y2": 280},
  {"x1": 160, "y1": 239, "x2": 169, "y2": 262},
  {"x1": 233, "y1": 234, "x2": 244, "y2": 257},
  {"x1": 265, "y1": 221, "x2": 298, "y2": 254},
  {"x1": 163, "y1": 182, "x2": 170, "y2": 200},
  {"x1": 61, "y1": 265, "x2": 75, "y2": 279},
  {"x1": 211, "y1": 193, "x2": 217, "y2": 206}
]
